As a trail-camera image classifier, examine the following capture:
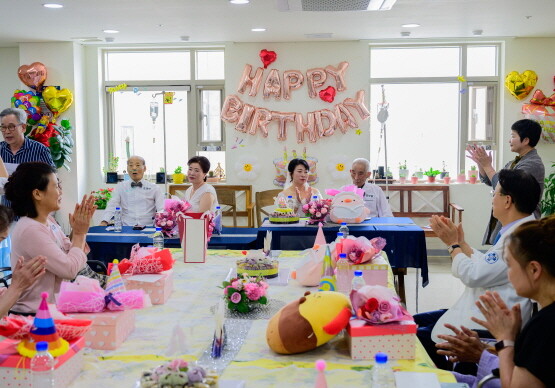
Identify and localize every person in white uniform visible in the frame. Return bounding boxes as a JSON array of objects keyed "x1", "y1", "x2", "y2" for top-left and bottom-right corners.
[
  {"x1": 183, "y1": 156, "x2": 219, "y2": 213},
  {"x1": 101, "y1": 155, "x2": 164, "y2": 226},
  {"x1": 414, "y1": 169, "x2": 540, "y2": 372},
  {"x1": 350, "y1": 158, "x2": 393, "y2": 218}
]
